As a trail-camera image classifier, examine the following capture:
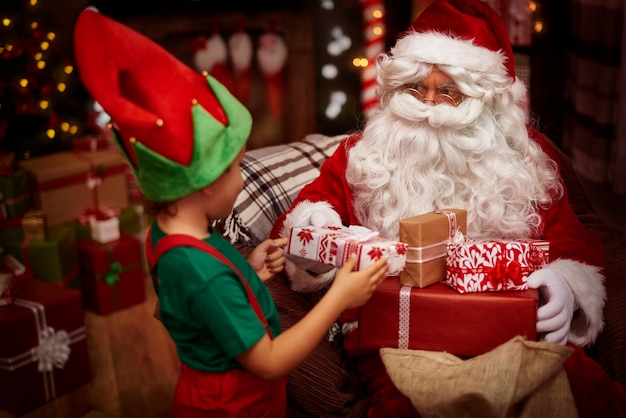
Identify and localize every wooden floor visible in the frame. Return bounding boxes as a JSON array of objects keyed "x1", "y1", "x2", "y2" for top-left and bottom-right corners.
[{"x1": 0, "y1": 275, "x2": 180, "y2": 418}]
